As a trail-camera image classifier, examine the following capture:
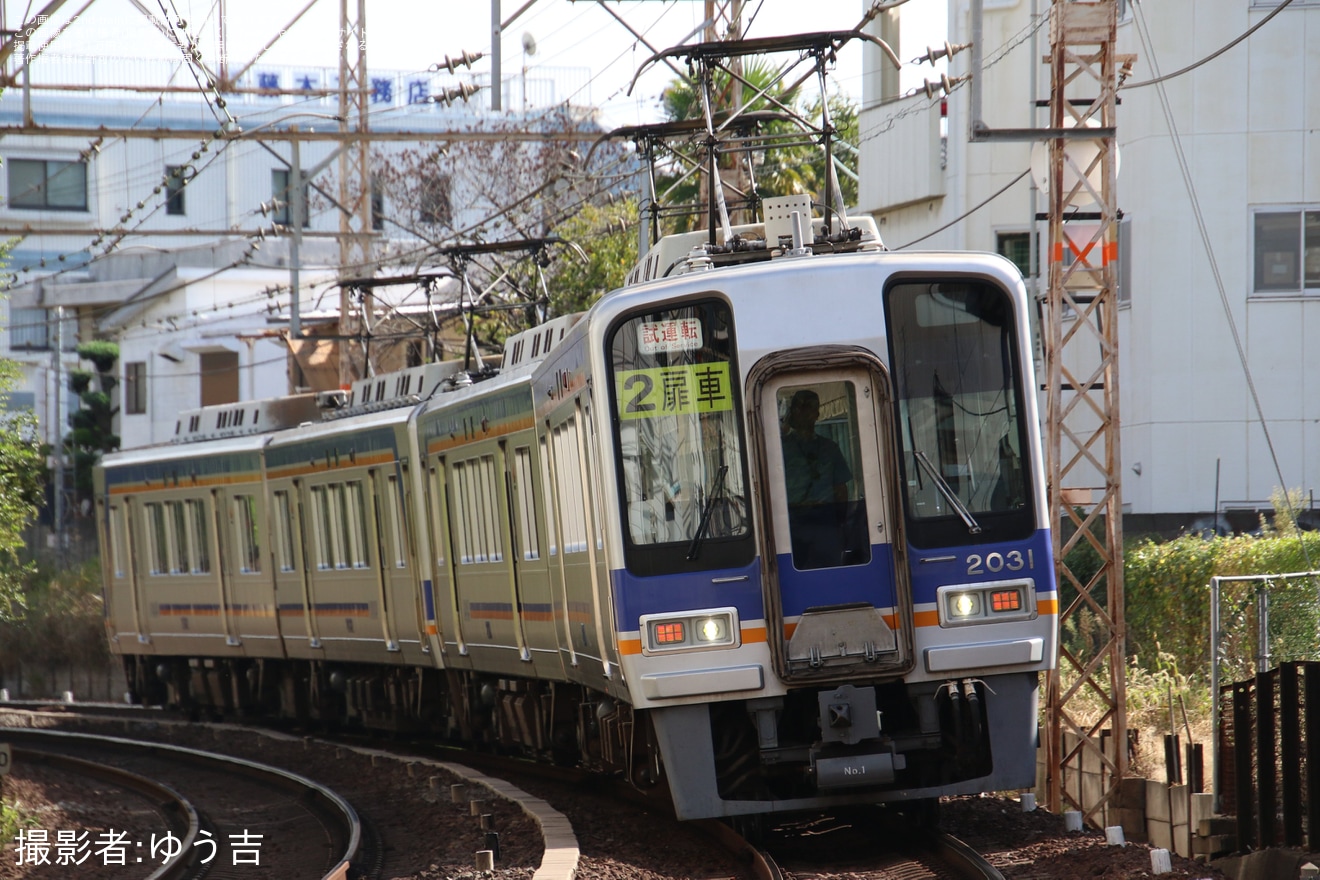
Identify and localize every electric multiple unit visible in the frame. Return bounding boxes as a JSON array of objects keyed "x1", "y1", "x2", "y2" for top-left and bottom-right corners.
[{"x1": 96, "y1": 207, "x2": 1056, "y2": 819}]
